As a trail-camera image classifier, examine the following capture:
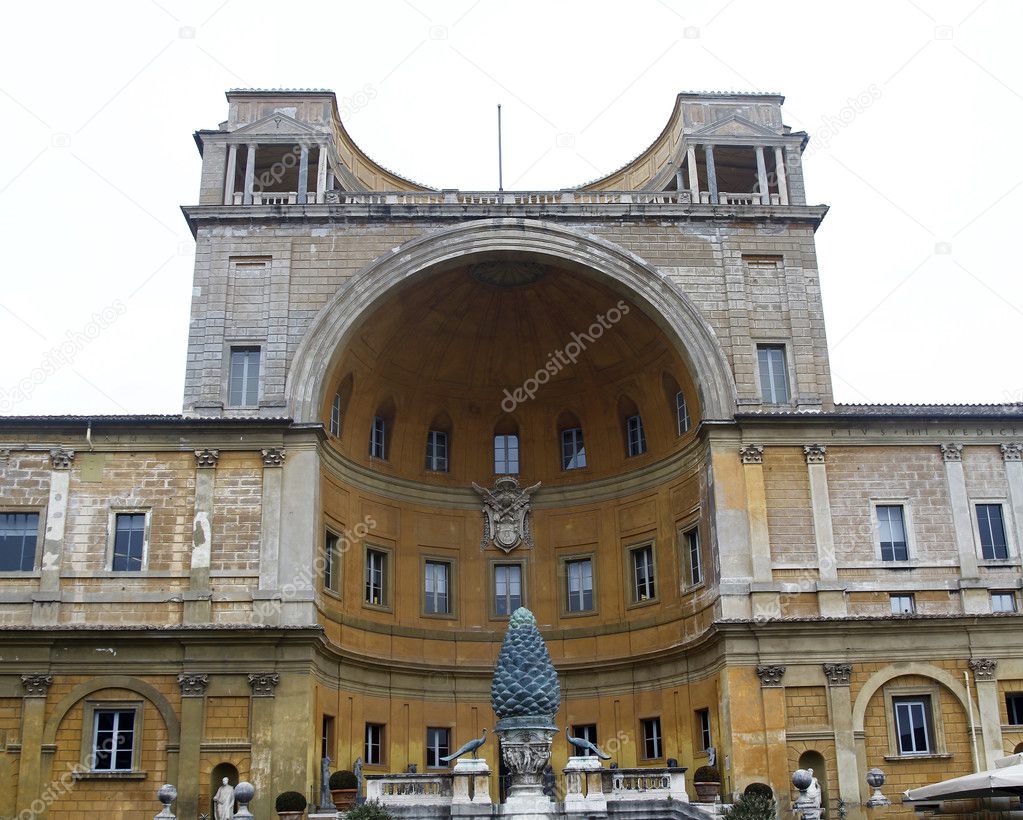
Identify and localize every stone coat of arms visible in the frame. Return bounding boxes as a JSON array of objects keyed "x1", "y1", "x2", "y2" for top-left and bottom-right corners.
[{"x1": 471, "y1": 476, "x2": 540, "y2": 552}]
